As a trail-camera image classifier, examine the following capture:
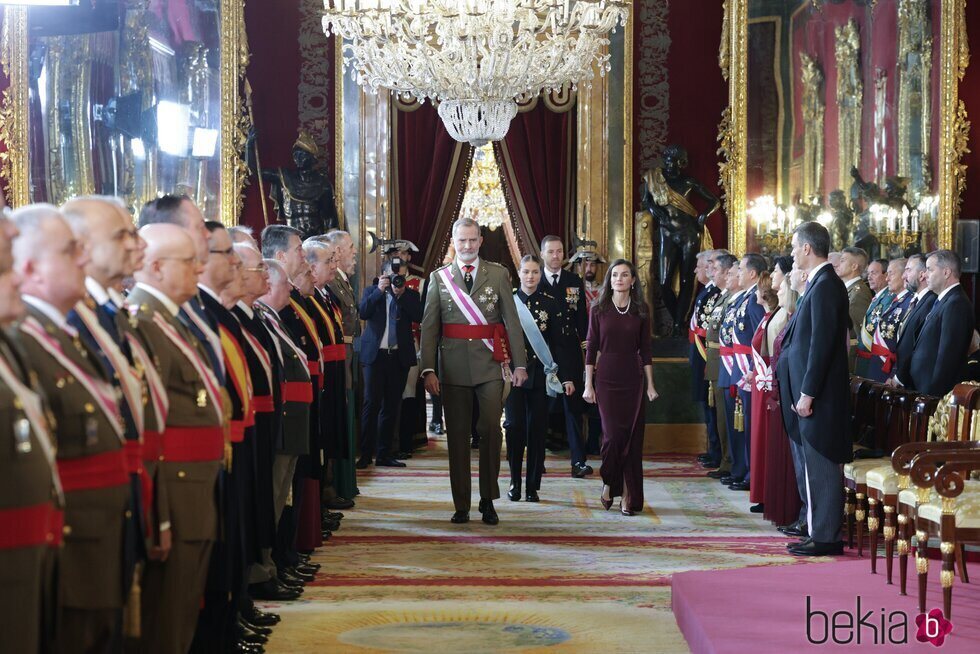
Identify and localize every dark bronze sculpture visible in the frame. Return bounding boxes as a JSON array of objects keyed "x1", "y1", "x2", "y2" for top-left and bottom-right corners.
[
  {"x1": 640, "y1": 145, "x2": 720, "y2": 337},
  {"x1": 247, "y1": 129, "x2": 339, "y2": 237},
  {"x1": 828, "y1": 189, "x2": 854, "y2": 250}
]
